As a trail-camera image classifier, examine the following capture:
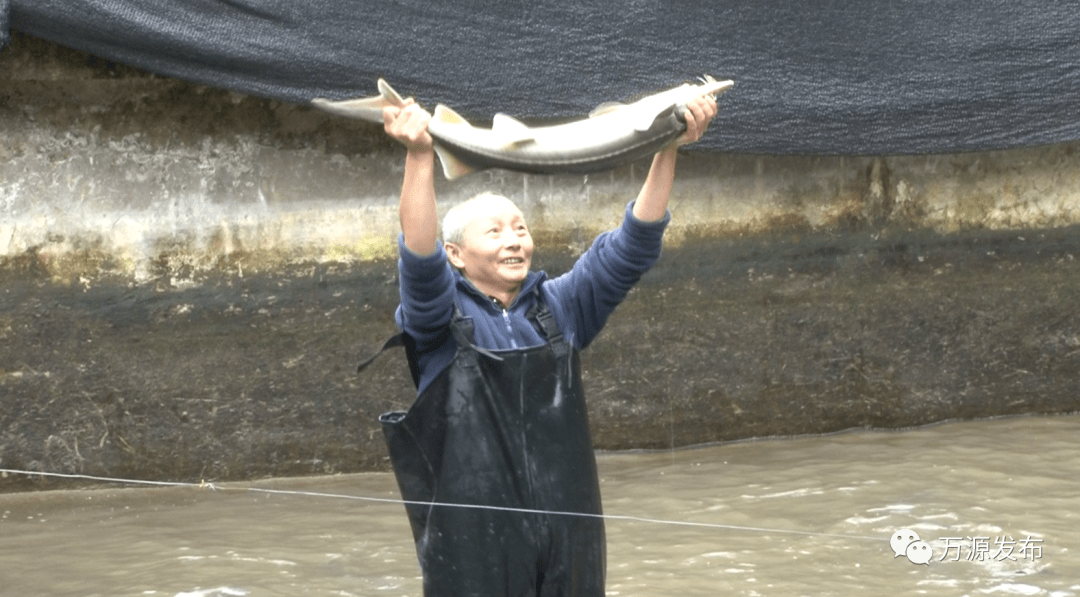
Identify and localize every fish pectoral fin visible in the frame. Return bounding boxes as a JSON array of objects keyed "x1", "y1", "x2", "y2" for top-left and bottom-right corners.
[
  {"x1": 311, "y1": 78, "x2": 407, "y2": 124},
  {"x1": 432, "y1": 144, "x2": 477, "y2": 181},
  {"x1": 632, "y1": 110, "x2": 668, "y2": 132},
  {"x1": 589, "y1": 101, "x2": 626, "y2": 118},
  {"x1": 491, "y1": 113, "x2": 536, "y2": 146},
  {"x1": 431, "y1": 105, "x2": 482, "y2": 178},
  {"x1": 589, "y1": 100, "x2": 662, "y2": 132}
]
